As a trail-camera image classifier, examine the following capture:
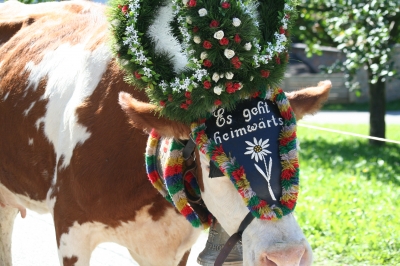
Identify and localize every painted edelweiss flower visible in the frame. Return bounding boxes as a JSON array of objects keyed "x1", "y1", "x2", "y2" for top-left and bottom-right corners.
[
  {"x1": 232, "y1": 18, "x2": 241, "y2": 27},
  {"x1": 200, "y1": 52, "x2": 208, "y2": 60},
  {"x1": 212, "y1": 73, "x2": 220, "y2": 82},
  {"x1": 214, "y1": 86, "x2": 223, "y2": 95},
  {"x1": 244, "y1": 137, "x2": 271, "y2": 162},
  {"x1": 224, "y1": 49, "x2": 235, "y2": 59},
  {"x1": 193, "y1": 36, "x2": 201, "y2": 44},
  {"x1": 244, "y1": 42, "x2": 252, "y2": 51},
  {"x1": 213, "y1": 30, "x2": 224, "y2": 40},
  {"x1": 198, "y1": 8, "x2": 207, "y2": 17},
  {"x1": 225, "y1": 72, "x2": 234, "y2": 79},
  {"x1": 186, "y1": 16, "x2": 192, "y2": 24},
  {"x1": 182, "y1": 0, "x2": 188, "y2": 4}
]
